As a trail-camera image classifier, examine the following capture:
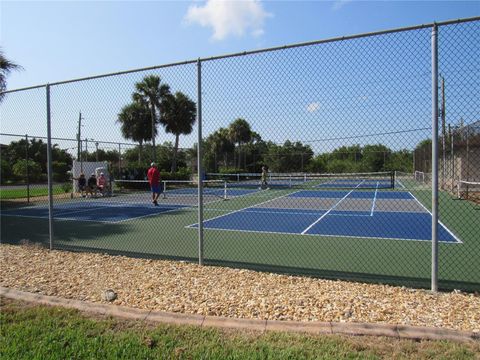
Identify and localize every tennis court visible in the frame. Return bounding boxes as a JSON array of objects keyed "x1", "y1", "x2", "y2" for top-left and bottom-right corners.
[
  {"x1": 1, "y1": 173, "x2": 478, "y2": 291},
  {"x1": 189, "y1": 188, "x2": 459, "y2": 243},
  {"x1": 1, "y1": 176, "x2": 460, "y2": 243},
  {"x1": 0, "y1": 180, "x2": 258, "y2": 224}
]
